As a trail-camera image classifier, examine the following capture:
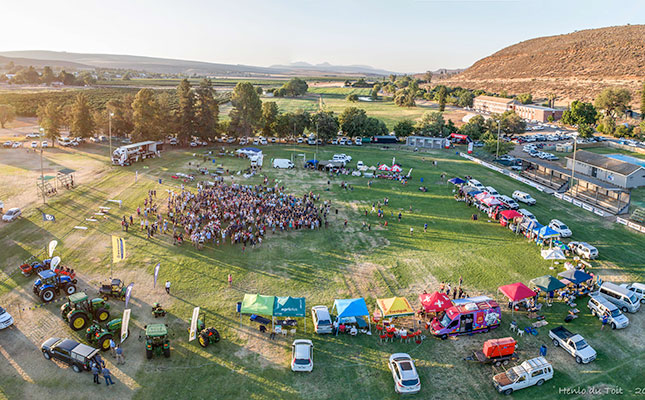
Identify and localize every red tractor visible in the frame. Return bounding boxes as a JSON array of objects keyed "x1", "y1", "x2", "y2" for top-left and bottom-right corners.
[{"x1": 19, "y1": 259, "x2": 77, "y2": 283}]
